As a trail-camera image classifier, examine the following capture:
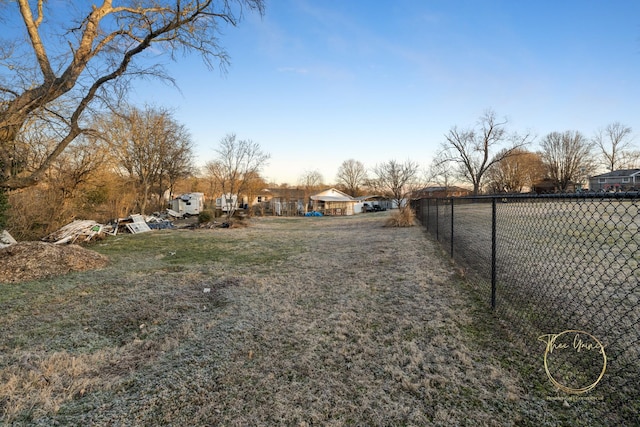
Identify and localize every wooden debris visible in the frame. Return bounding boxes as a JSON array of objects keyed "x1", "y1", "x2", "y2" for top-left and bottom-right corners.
[
  {"x1": 0, "y1": 230, "x2": 17, "y2": 248},
  {"x1": 118, "y1": 214, "x2": 152, "y2": 234},
  {"x1": 43, "y1": 220, "x2": 111, "y2": 244},
  {"x1": 45, "y1": 213, "x2": 164, "y2": 244}
]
